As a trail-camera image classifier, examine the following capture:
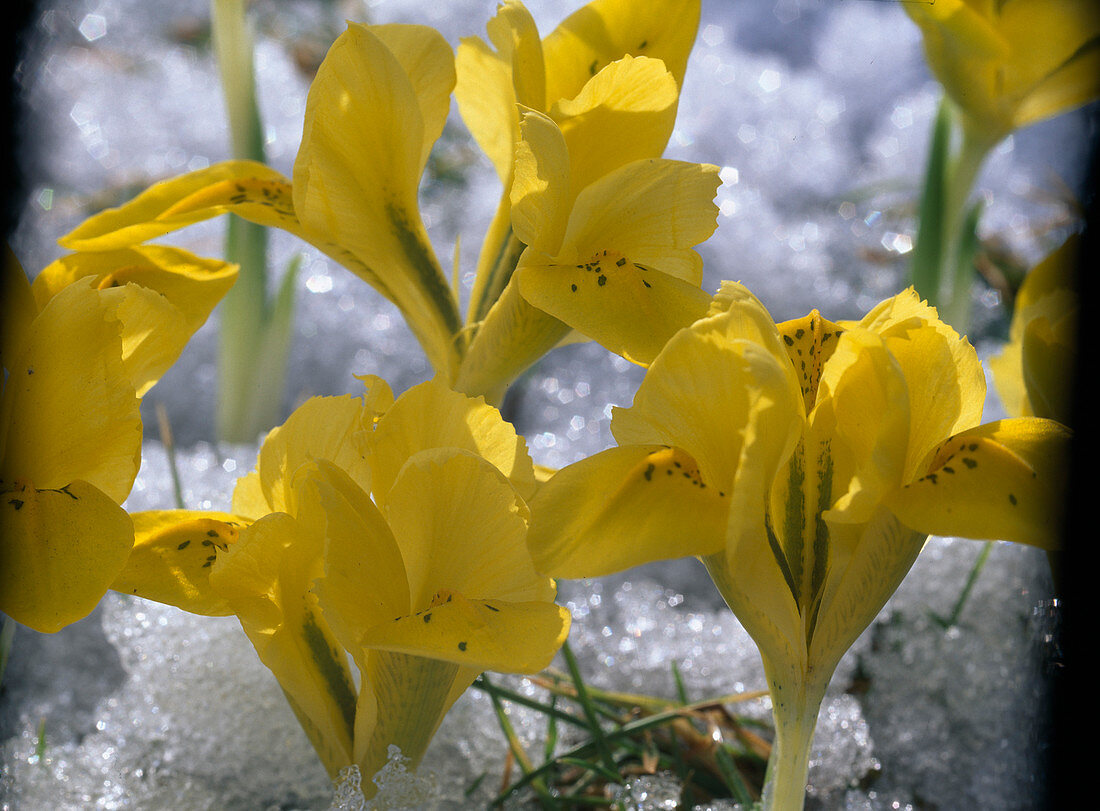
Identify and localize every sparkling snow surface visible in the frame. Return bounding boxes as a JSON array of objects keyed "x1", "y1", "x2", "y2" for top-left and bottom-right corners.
[{"x1": 2, "y1": 0, "x2": 1089, "y2": 808}]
